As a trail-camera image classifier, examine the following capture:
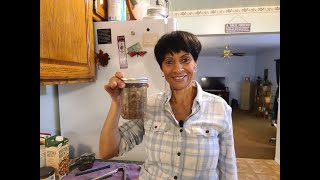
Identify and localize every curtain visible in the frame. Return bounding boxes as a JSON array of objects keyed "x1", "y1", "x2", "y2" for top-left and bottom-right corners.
[{"x1": 272, "y1": 59, "x2": 280, "y2": 122}]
